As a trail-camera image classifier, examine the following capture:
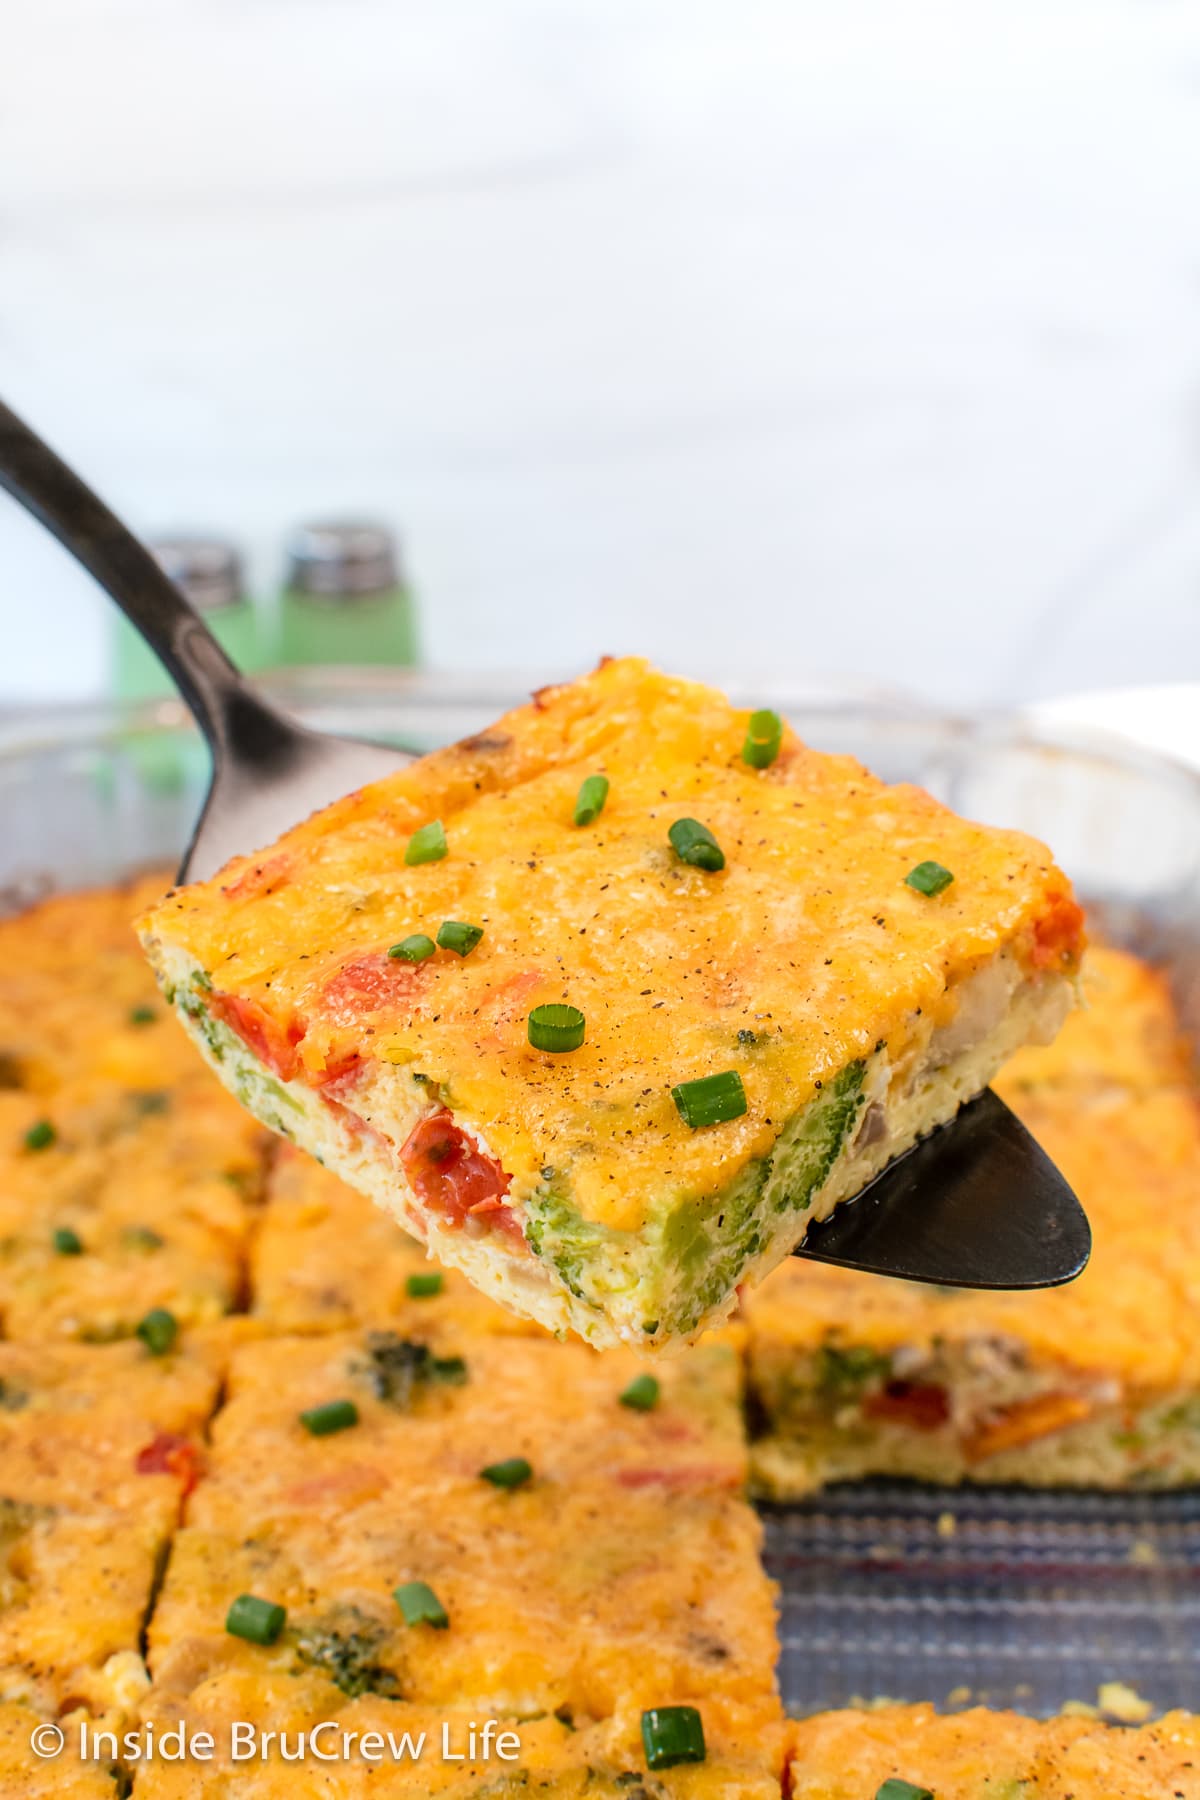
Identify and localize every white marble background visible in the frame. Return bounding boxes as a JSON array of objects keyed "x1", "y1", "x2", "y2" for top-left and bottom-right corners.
[{"x1": 1, "y1": 0, "x2": 1199, "y2": 706}]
